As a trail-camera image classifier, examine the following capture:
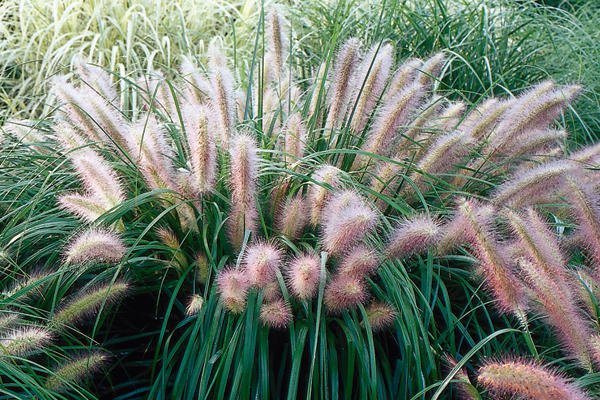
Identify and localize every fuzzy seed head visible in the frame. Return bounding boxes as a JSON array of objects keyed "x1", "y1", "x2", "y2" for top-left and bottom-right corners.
[
  {"x1": 309, "y1": 165, "x2": 341, "y2": 226},
  {"x1": 243, "y1": 242, "x2": 282, "y2": 288},
  {"x1": 195, "y1": 252, "x2": 209, "y2": 284},
  {"x1": 276, "y1": 194, "x2": 308, "y2": 239},
  {"x1": 217, "y1": 268, "x2": 249, "y2": 314},
  {"x1": 0, "y1": 326, "x2": 52, "y2": 357},
  {"x1": 287, "y1": 253, "x2": 321, "y2": 300},
  {"x1": 478, "y1": 359, "x2": 591, "y2": 400},
  {"x1": 337, "y1": 246, "x2": 379, "y2": 277},
  {"x1": 260, "y1": 298, "x2": 292, "y2": 329},
  {"x1": 51, "y1": 282, "x2": 129, "y2": 328},
  {"x1": 387, "y1": 214, "x2": 441, "y2": 258},
  {"x1": 325, "y1": 274, "x2": 368, "y2": 313},
  {"x1": 228, "y1": 132, "x2": 259, "y2": 251},
  {"x1": 64, "y1": 228, "x2": 126, "y2": 265},
  {"x1": 186, "y1": 294, "x2": 204, "y2": 316},
  {"x1": 45, "y1": 352, "x2": 108, "y2": 392},
  {"x1": 322, "y1": 190, "x2": 378, "y2": 255},
  {"x1": 458, "y1": 199, "x2": 527, "y2": 315},
  {"x1": 184, "y1": 104, "x2": 217, "y2": 194},
  {"x1": 283, "y1": 112, "x2": 307, "y2": 165},
  {"x1": 325, "y1": 38, "x2": 361, "y2": 132},
  {"x1": 364, "y1": 302, "x2": 397, "y2": 331}
]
